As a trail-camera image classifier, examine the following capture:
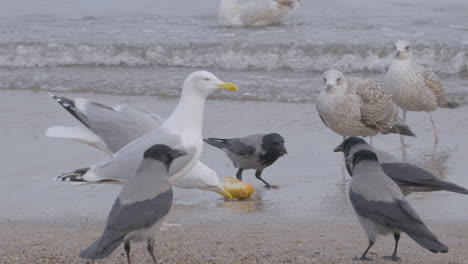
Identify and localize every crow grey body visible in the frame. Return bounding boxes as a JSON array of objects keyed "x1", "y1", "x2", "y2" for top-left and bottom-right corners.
[
  {"x1": 349, "y1": 150, "x2": 448, "y2": 261},
  {"x1": 80, "y1": 145, "x2": 186, "y2": 264},
  {"x1": 335, "y1": 137, "x2": 468, "y2": 196},
  {"x1": 204, "y1": 133, "x2": 287, "y2": 188}
]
